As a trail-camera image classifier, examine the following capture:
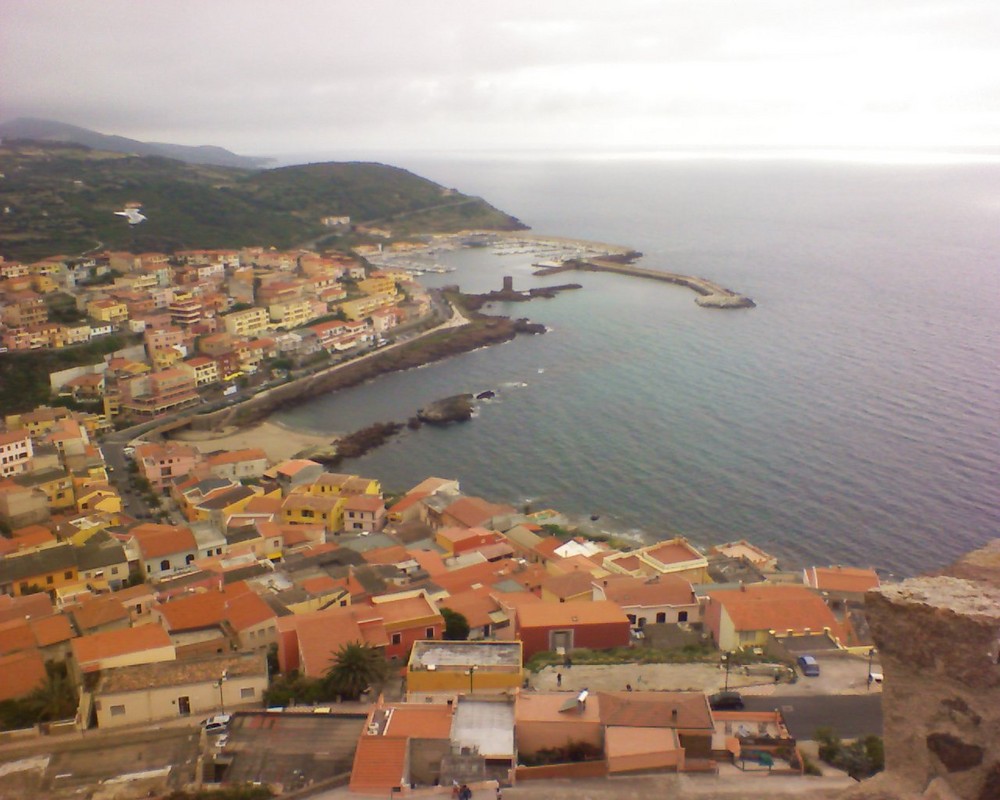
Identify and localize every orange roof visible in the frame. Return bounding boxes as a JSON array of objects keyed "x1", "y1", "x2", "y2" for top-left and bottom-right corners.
[
  {"x1": 300, "y1": 575, "x2": 341, "y2": 595},
  {"x1": 71, "y1": 623, "x2": 172, "y2": 666},
  {"x1": 542, "y1": 571, "x2": 595, "y2": 600},
  {"x1": 407, "y1": 548, "x2": 447, "y2": 577},
  {"x1": 600, "y1": 574, "x2": 695, "y2": 607},
  {"x1": 516, "y1": 692, "x2": 603, "y2": 724},
  {"x1": 598, "y1": 691, "x2": 713, "y2": 730},
  {"x1": 806, "y1": 565, "x2": 881, "y2": 594},
  {"x1": 708, "y1": 584, "x2": 846, "y2": 639},
  {"x1": 30, "y1": 613, "x2": 74, "y2": 647},
  {"x1": 534, "y1": 537, "x2": 563, "y2": 560},
  {"x1": 225, "y1": 591, "x2": 276, "y2": 632},
  {"x1": 343, "y1": 494, "x2": 384, "y2": 513},
  {"x1": 438, "y1": 587, "x2": 500, "y2": 629},
  {"x1": 244, "y1": 496, "x2": 283, "y2": 515},
  {"x1": 431, "y1": 560, "x2": 509, "y2": 595},
  {"x1": 383, "y1": 704, "x2": 453, "y2": 738},
  {"x1": 644, "y1": 540, "x2": 703, "y2": 565},
  {"x1": 71, "y1": 594, "x2": 130, "y2": 632},
  {"x1": 206, "y1": 448, "x2": 267, "y2": 466},
  {"x1": 516, "y1": 600, "x2": 629, "y2": 629},
  {"x1": 284, "y1": 607, "x2": 389, "y2": 677},
  {"x1": 443, "y1": 496, "x2": 513, "y2": 528},
  {"x1": 370, "y1": 593, "x2": 439, "y2": 627},
  {"x1": 0, "y1": 650, "x2": 47, "y2": 702},
  {"x1": 0, "y1": 620, "x2": 36, "y2": 655},
  {"x1": 605, "y1": 725, "x2": 680, "y2": 758},
  {"x1": 362, "y1": 545, "x2": 409, "y2": 566},
  {"x1": 129, "y1": 523, "x2": 196, "y2": 559},
  {"x1": 155, "y1": 591, "x2": 227, "y2": 632},
  {"x1": 349, "y1": 736, "x2": 408, "y2": 793},
  {"x1": 0, "y1": 593, "x2": 53, "y2": 625},
  {"x1": 387, "y1": 492, "x2": 428, "y2": 515}
]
